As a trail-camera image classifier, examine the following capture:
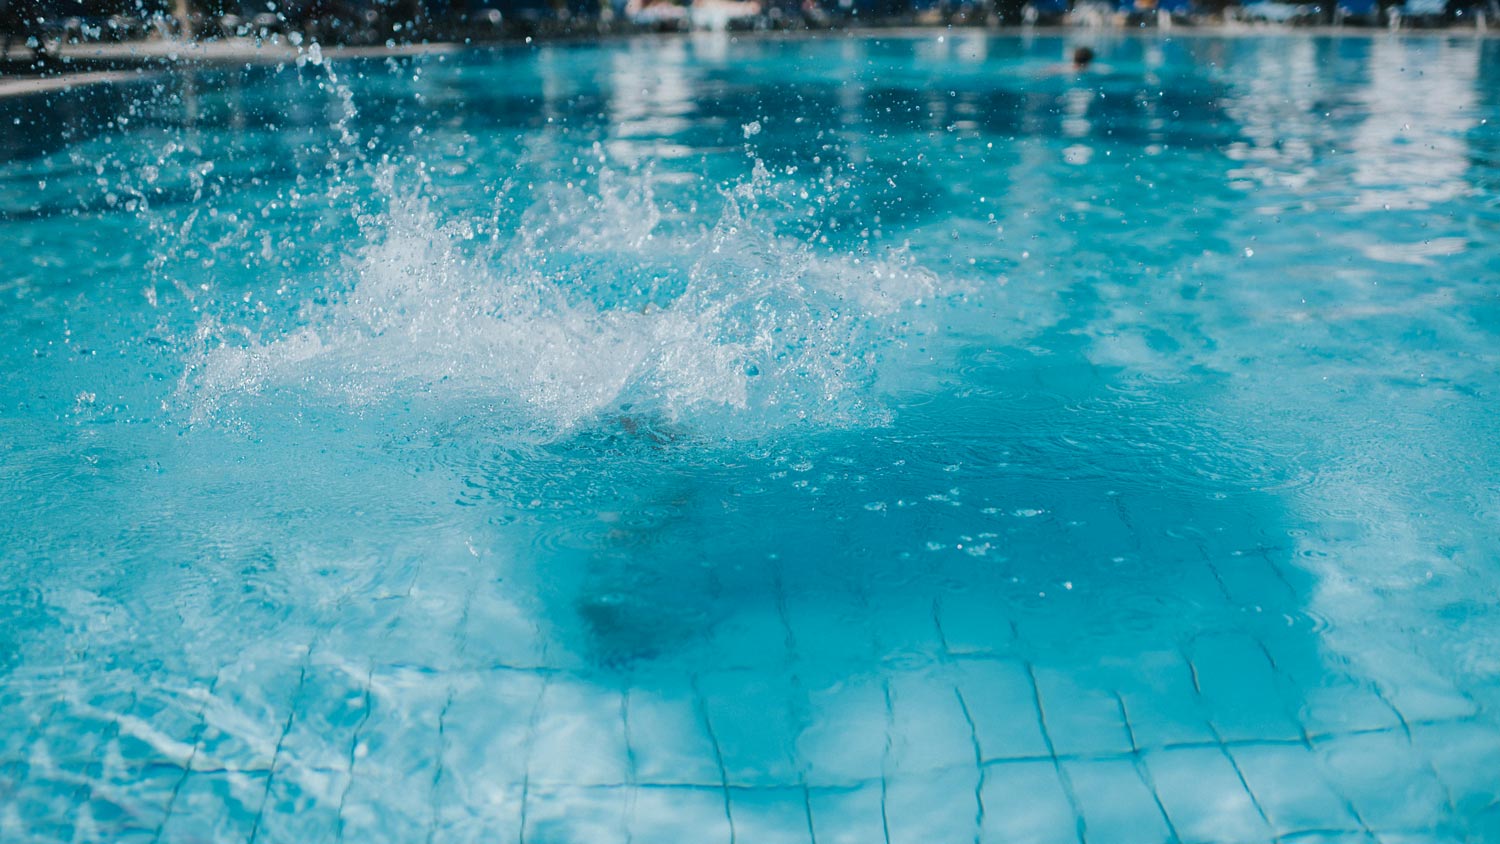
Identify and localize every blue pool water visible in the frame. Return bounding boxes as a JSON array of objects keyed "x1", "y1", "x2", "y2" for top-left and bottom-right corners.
[{"x1": 3, "y1": 31, "x2": 1500, "y2": 843}]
